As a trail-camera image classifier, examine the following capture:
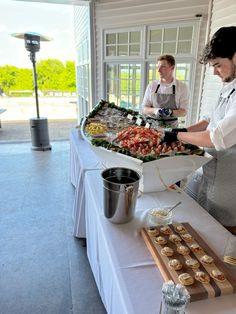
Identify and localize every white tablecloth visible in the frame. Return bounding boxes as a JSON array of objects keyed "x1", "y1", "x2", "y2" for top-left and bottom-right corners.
[
  {"x1": 85, "y1": 170, "x2": 236, "y2": 314},
  {"x1": 69, "y1": 128, "x2": 102, "y2": 237}
]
